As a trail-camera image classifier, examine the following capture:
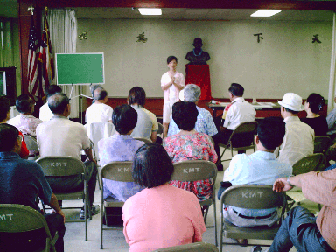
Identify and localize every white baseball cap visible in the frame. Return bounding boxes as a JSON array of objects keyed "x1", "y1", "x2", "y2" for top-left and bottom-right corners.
[{"x1": 278, "y1": 93, "x2": 304, "y2": 111}]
